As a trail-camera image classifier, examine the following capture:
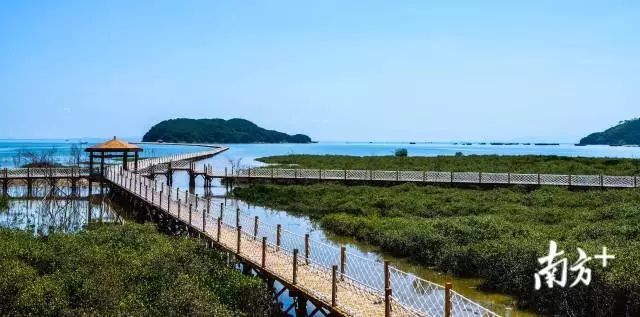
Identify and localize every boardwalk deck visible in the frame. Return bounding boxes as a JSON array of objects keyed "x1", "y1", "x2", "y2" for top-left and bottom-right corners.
[
  {"x1": 104, "y1": 156, "x2": 502, "y2": 317},
  {"x1": 107, "y1": 167, "x2": 409, "y2": 316}
]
